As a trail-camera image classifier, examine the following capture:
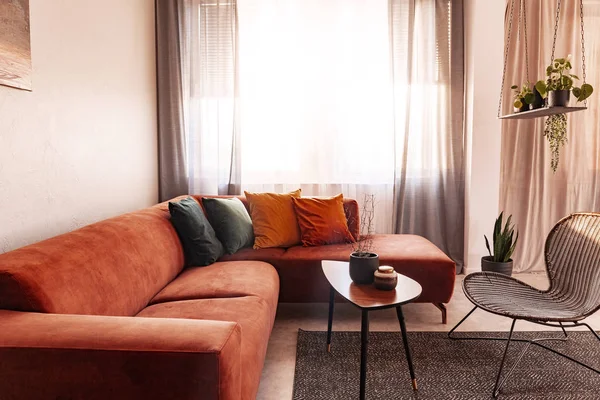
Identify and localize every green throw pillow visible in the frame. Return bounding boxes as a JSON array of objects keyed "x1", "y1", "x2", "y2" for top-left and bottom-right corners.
[
  {"x1": 169, "y1": 197, "x2": 224, "y2": 266},
  {"x1": 202, "y1": 197, "x2": 254, "y2": 255}
]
